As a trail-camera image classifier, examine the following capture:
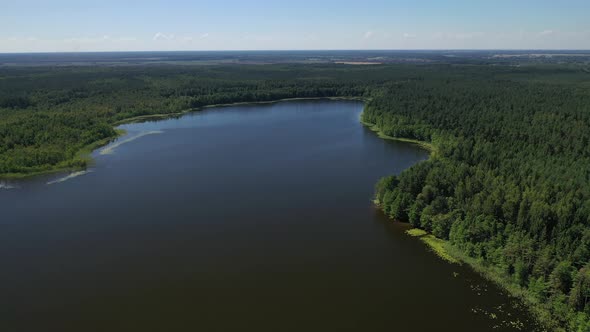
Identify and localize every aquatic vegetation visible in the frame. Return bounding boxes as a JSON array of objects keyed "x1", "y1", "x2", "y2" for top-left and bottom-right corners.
[
  {"x1": 405, "y1": 228, "x2": 427, "y2": 237},
  {"x1": 405, "y1": 228, "x2": 459, "y2": 264}
]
